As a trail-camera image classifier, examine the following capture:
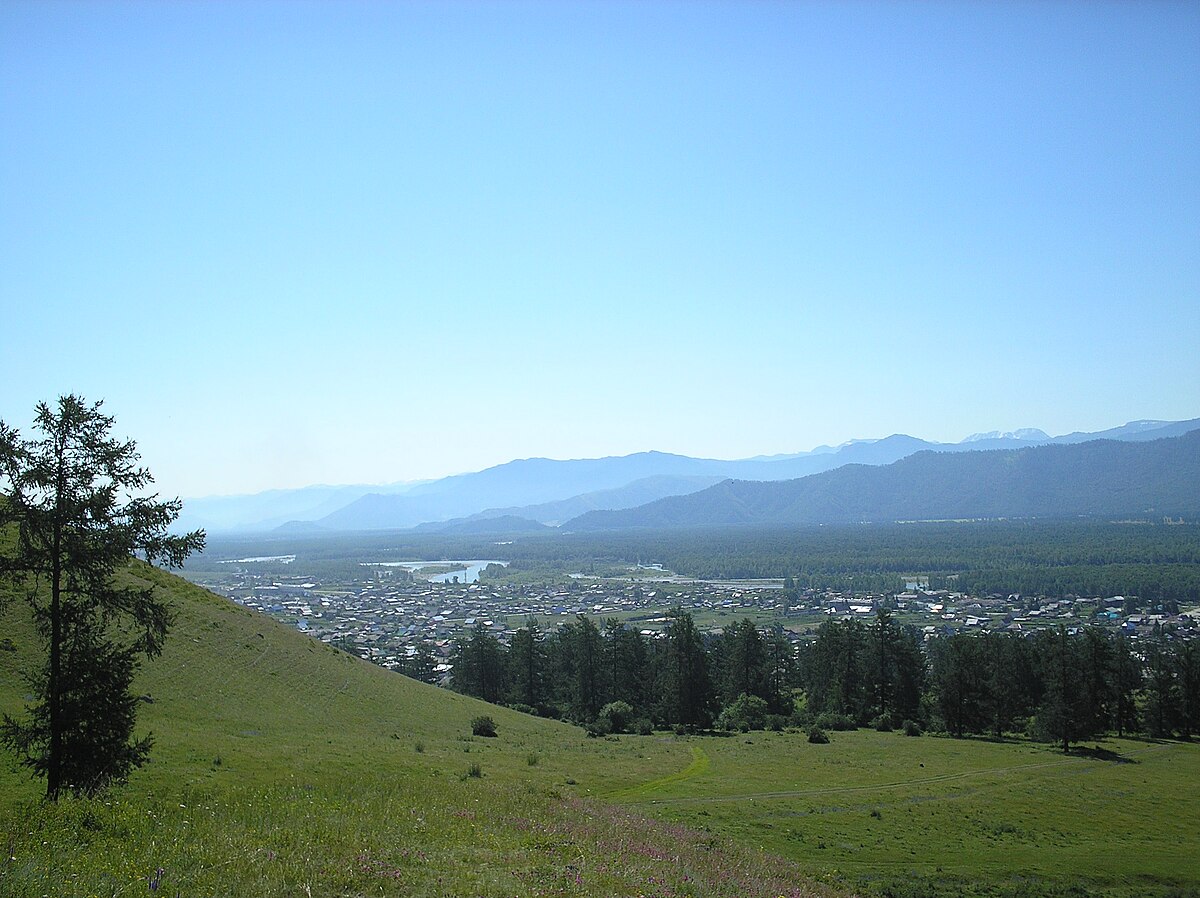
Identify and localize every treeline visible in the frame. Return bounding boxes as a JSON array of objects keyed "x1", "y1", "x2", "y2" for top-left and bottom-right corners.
[
  {"x1": 437, "y1": 610, "x2": 1200, "y2": 747},
  {"x1": 802, "y1": 616, "x2": 1198, "y2": 749},
  {"x1": 442, "y1": 608, "x2": 793, "y2": 734}
]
